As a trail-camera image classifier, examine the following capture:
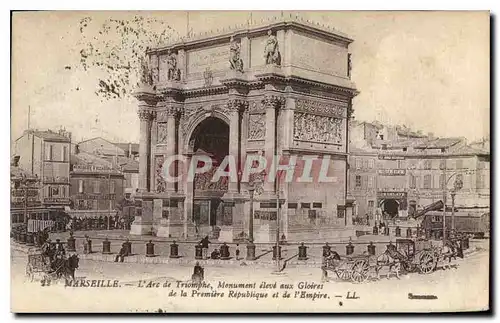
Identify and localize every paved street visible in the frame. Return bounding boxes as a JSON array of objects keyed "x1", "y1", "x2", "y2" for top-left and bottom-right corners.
[{"x1": 11, "y1": 239, "x2": 489, "y2": 312}]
